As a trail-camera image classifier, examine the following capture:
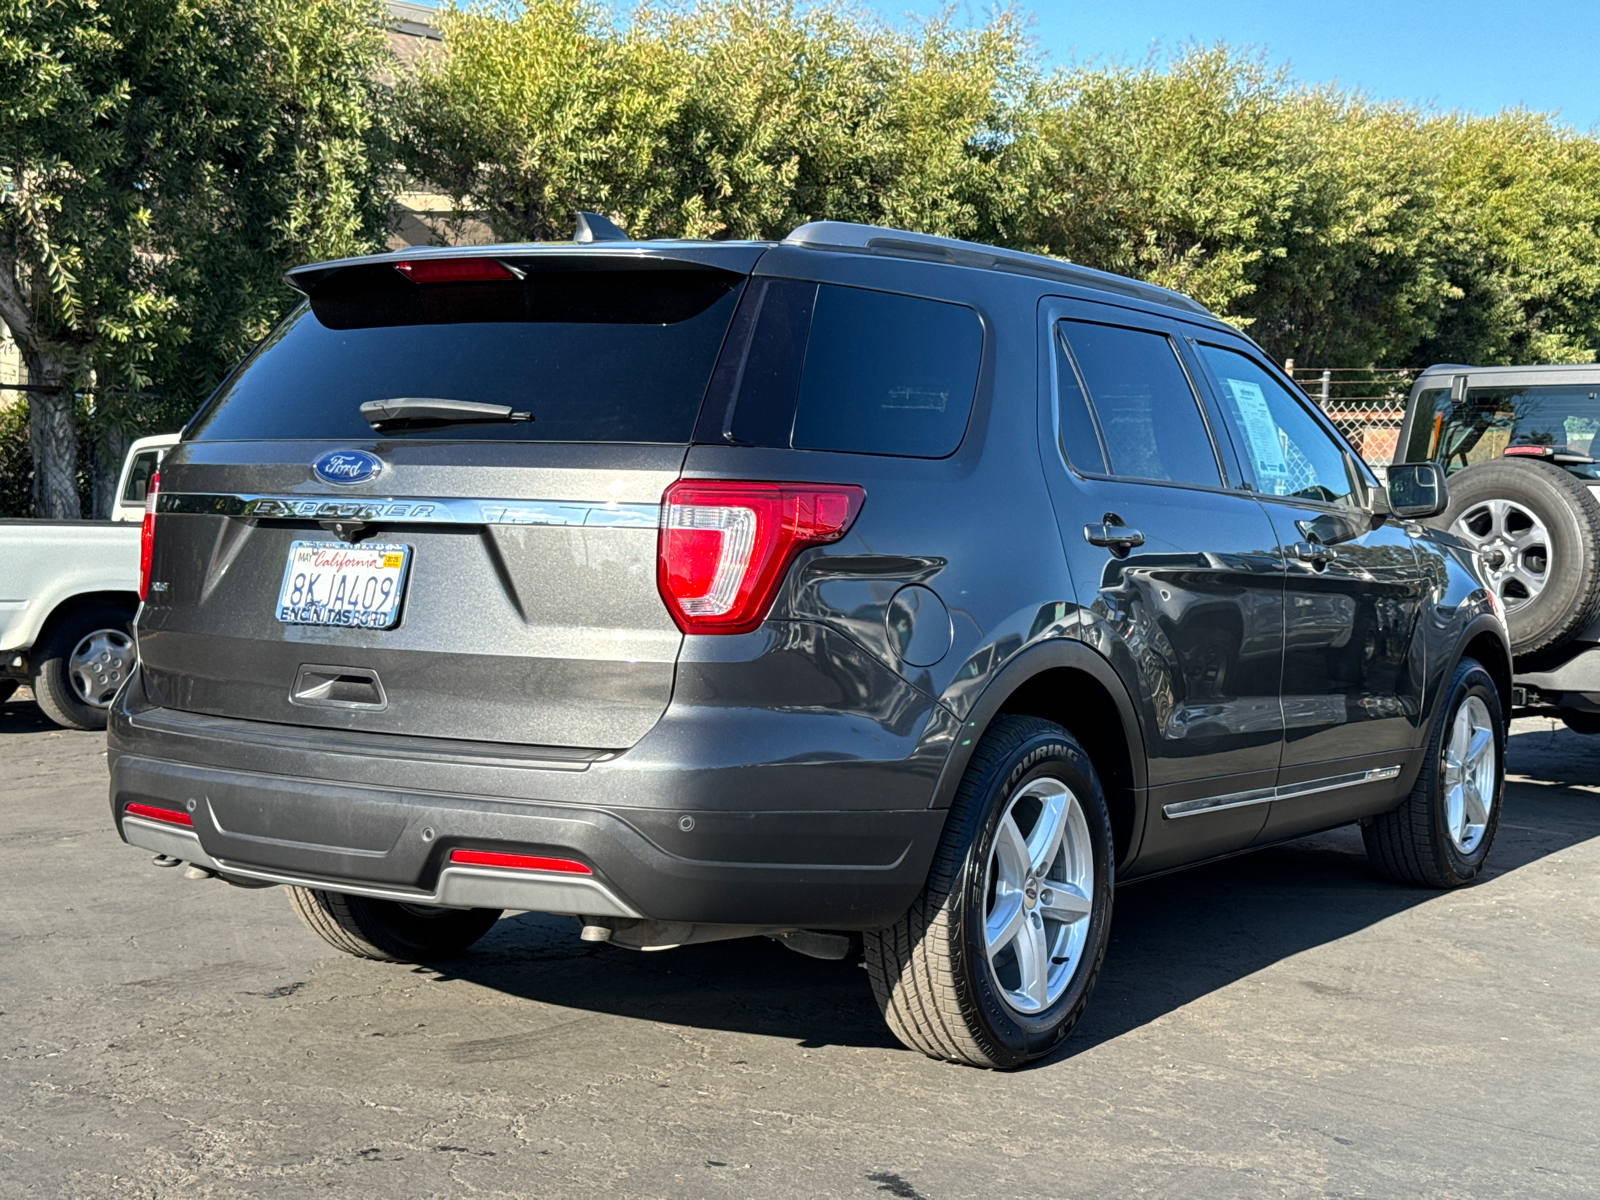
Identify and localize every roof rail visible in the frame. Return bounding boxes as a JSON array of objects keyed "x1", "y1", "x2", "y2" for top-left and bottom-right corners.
[{"x1": 782, "y1": 221, "x2": 1213, "y2": 317}]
